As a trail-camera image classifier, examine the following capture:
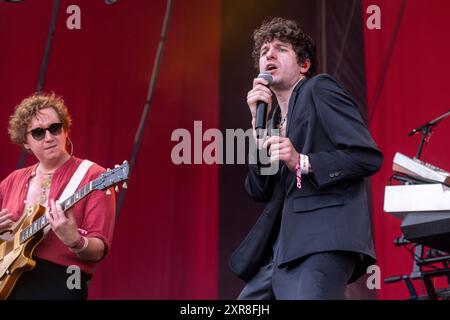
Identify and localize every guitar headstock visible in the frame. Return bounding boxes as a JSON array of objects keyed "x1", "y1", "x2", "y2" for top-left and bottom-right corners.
[{"x1": 92, "y1": 160, "x2": 129, "y2": 192}]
